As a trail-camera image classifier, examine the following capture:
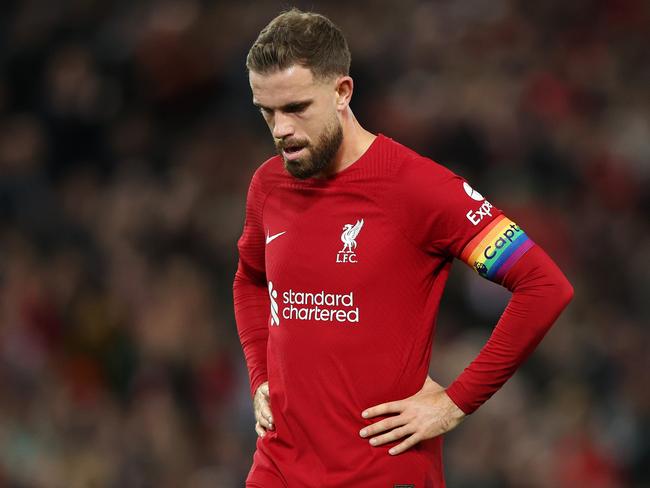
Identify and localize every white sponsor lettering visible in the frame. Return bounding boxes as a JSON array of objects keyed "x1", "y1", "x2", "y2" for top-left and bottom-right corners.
[
  {"x1": 282, "y1": 290, "x2": 354, "y2": 307},
  {"x1": 282, "y1": 305, "x2": 359, "y2": 323},
  {"x1": 466, "y1": 201, "x2": 493, "y2": 226},
  {"x1": 268, "y1": 286, "x2": 360, "y2": 325}
]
